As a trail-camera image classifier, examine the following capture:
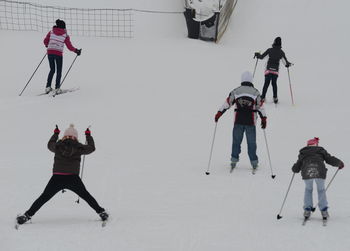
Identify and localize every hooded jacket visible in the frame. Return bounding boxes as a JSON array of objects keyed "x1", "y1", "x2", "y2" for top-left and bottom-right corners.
[
  {"x1": 292, "y1": 146, "x2": 343, "y2": 179},
  {"x1": 44, "y1": 27, "x2": 76, "y2": 56},
  {"x1": 218, "y1": 82, "x2": 266, "y2": 126},
  {"x1": 48, "y1": 134, "x2": 95, "y2": 175}
]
